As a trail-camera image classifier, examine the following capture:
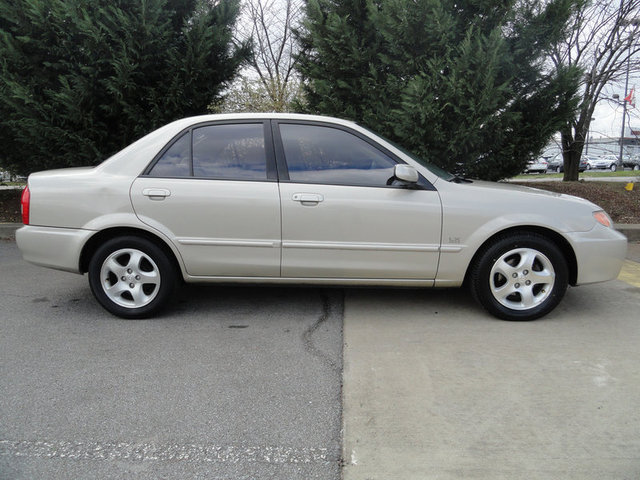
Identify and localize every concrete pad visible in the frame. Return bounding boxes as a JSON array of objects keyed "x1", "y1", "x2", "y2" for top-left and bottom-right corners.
[
  {"x1": 342, "y1": 272, "x2": 640, "y2": 479},
  {"x1": 619, "y1": 260, "x2": 640, "y2": 287}
]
